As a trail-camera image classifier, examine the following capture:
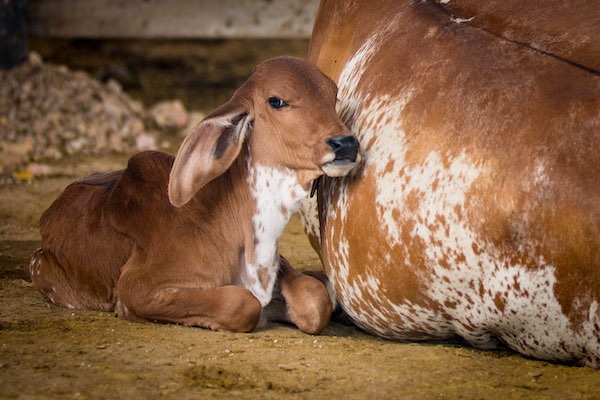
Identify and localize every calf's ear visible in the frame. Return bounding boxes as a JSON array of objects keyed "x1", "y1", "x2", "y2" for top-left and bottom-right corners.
[{"x1": 168, "y1": 93, "x2": 253, "y2": 207}]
